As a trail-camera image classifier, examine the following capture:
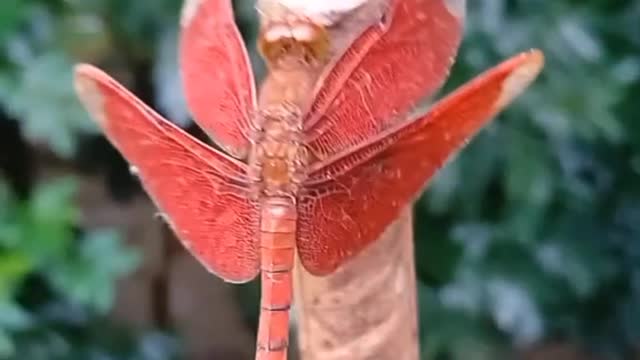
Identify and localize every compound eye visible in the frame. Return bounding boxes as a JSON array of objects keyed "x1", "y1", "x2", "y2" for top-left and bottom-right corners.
[
  {"x1": 291, "y1": 24, "x2": 320, "y2": 42},
  {"x1": 262, "y1": 24, "x2": 296, "y2": 43},
  {"x1": 259, "y1": 22, "x2": 330, "y2": 66}
]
